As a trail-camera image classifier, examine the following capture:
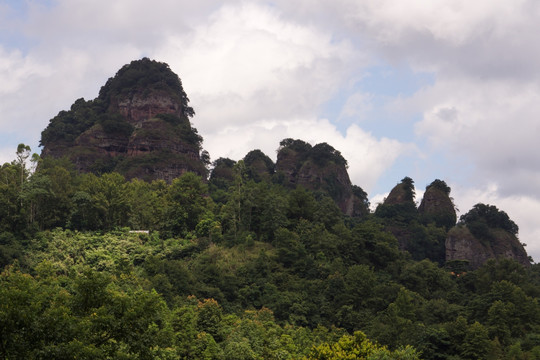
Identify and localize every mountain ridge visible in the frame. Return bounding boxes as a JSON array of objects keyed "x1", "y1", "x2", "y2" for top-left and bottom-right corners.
[{"x1": 38, "y1": 58, "x2": 530, "y2": 269}]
